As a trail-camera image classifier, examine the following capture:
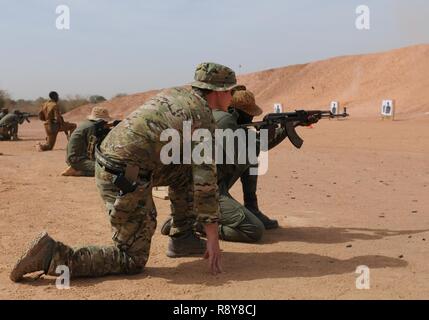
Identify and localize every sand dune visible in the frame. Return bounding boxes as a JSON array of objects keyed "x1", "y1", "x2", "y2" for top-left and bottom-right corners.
[
  {"x1": 66, "y1": 44, "x2": 429, "y2": 122},
  {"x1": 238, "y1": 44, "x2": 429, "y2": 118},
  {"x1": 65, "y1": 90, "x2": 160, "y2": 121}
]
